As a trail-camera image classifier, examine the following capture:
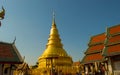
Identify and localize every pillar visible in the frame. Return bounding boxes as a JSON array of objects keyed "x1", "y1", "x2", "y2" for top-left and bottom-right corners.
[
  {"x1": 108, "y1": 57, "x2": 113, "y2": 75},
  {"x1": 94, "y1": 62, "x2": 98, "y2": 72},
  {"x1": 85, "y1": 65, "x2": 88, "y2": 74}
]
